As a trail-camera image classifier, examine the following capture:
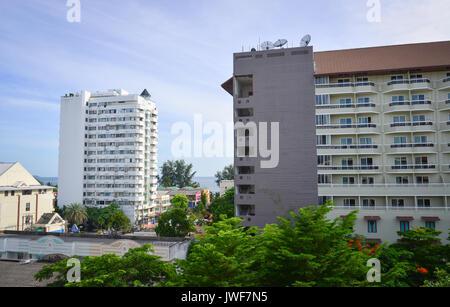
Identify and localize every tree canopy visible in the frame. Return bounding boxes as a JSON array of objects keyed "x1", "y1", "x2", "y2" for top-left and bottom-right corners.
[
  {"x1": 159, "y1": 160, "x2": 199, "y2": 188},
  {"x1": 214, "y1": 164, "x2": 234, "y2": 187}
]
